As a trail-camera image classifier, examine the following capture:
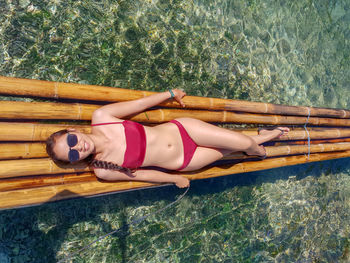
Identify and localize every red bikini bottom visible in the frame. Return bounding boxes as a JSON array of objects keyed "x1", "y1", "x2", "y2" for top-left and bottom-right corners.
[{"x1": 170, "y1": 120, "x2": 198, "y2": 170}]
